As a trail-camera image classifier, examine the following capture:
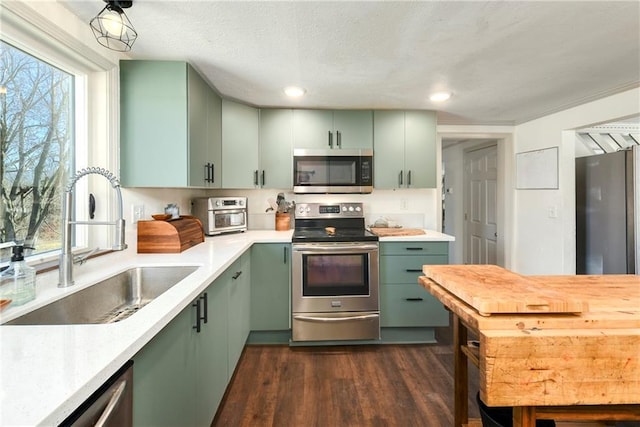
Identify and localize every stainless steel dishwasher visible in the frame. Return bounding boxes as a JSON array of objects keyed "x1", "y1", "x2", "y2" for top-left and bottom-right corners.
[{"x1": 59, "y1": 360, "x2": 133, "y2": 427}]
